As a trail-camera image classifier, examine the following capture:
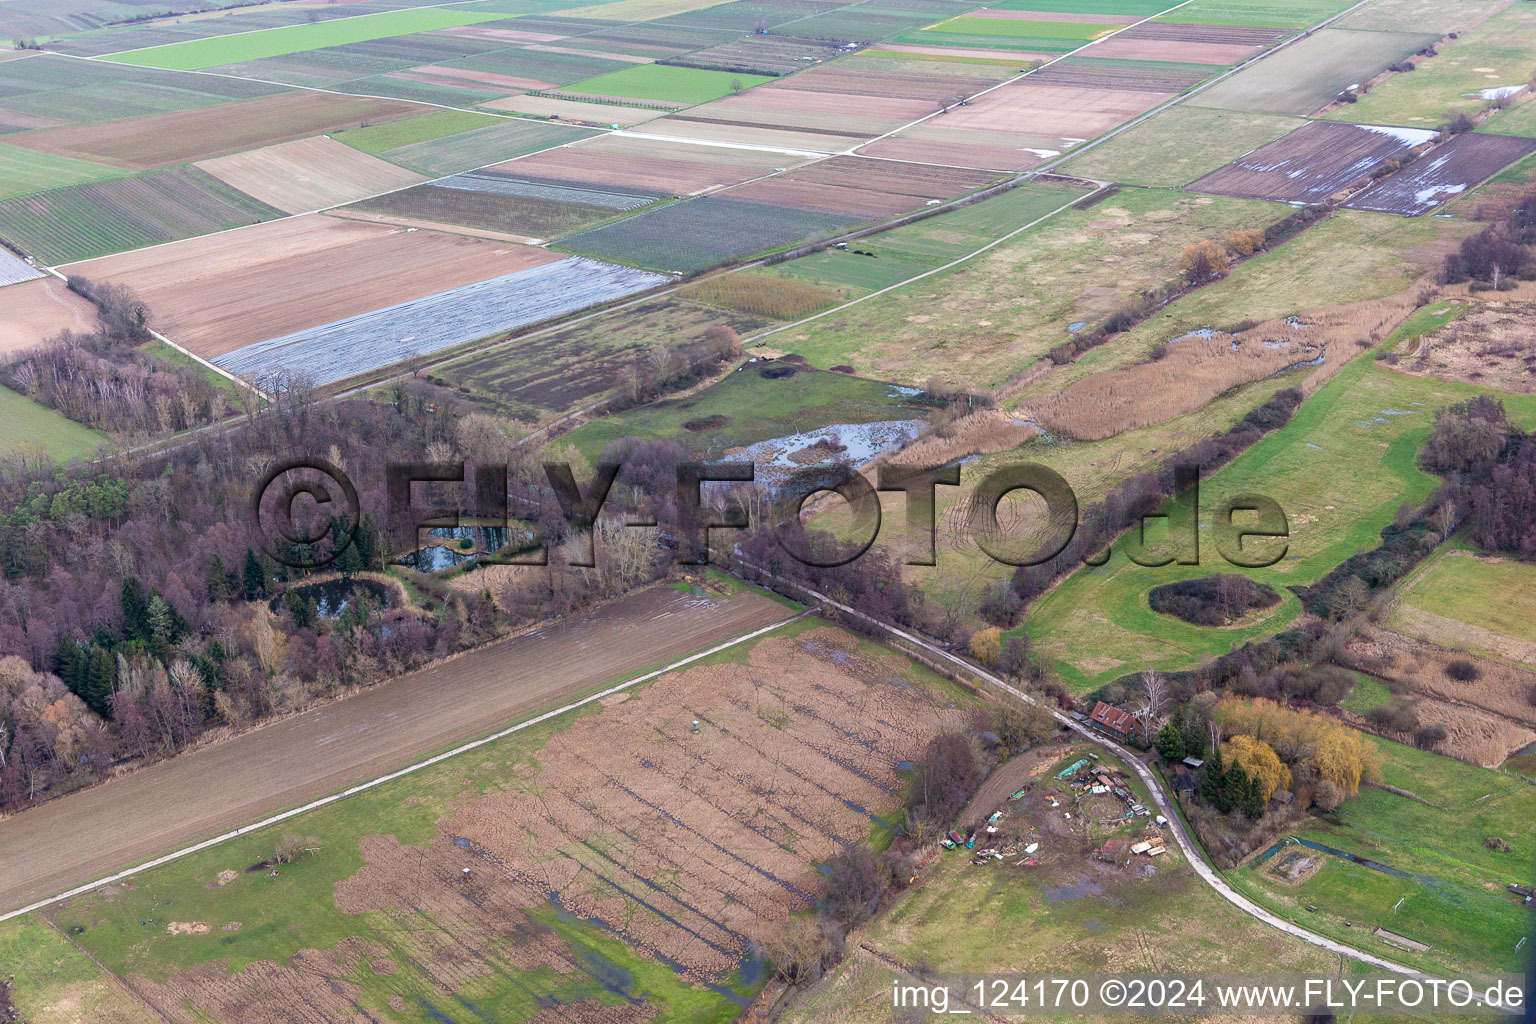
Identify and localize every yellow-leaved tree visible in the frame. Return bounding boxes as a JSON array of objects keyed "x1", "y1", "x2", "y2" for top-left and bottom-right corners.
[{"x1": 1223, "y1": 734, "x2": 1291, "y2": 802}]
